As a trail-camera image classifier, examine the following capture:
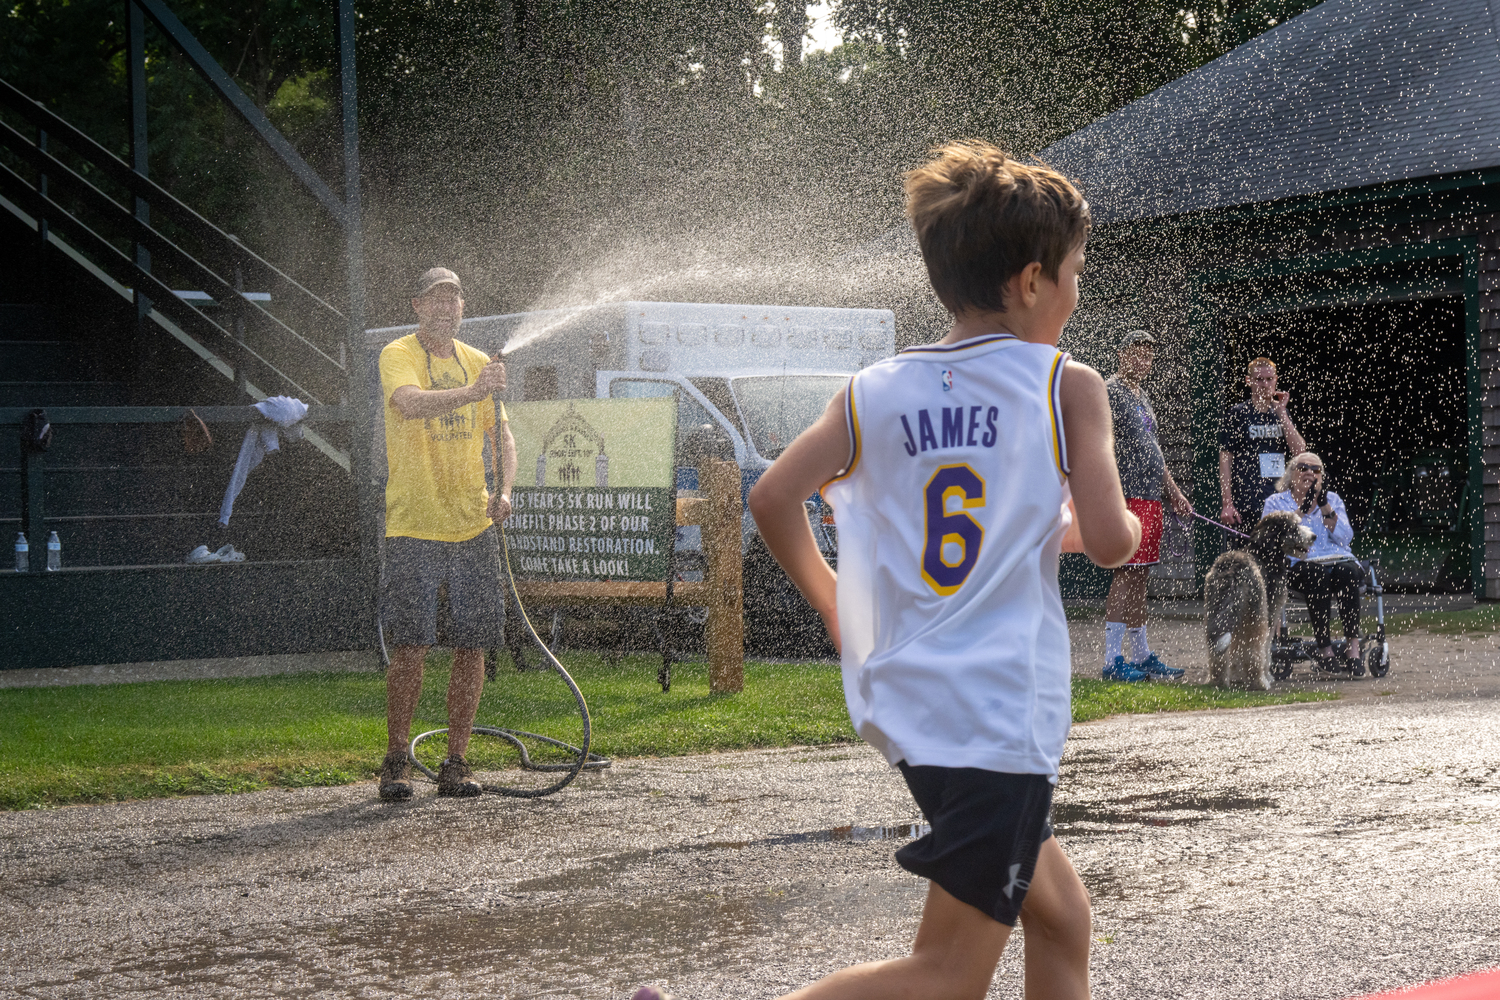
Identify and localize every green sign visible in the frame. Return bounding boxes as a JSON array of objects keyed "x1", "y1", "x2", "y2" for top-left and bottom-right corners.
[{"x1": 505, "y1": 398, "x2": 677, "y2": 581}]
